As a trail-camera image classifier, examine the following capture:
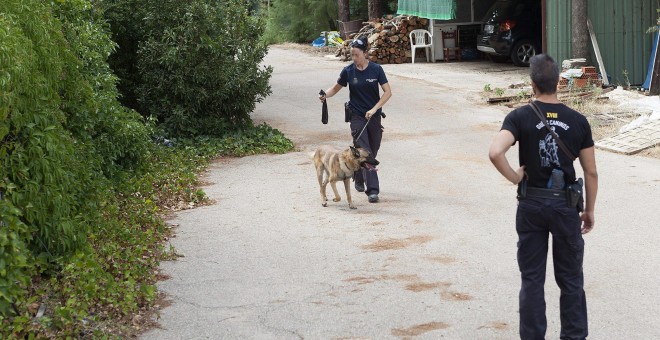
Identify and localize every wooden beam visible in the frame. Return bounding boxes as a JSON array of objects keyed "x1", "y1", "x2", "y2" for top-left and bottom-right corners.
[
  {"x1": 541, "y1": 0, "x2": 547, "y2": 53},
  {"x1": 650, "y1": 30, "x2": 660, "y2": 96},
  {"x1": 587, "y1": 19, "x2": 609, "y2": 86}
]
